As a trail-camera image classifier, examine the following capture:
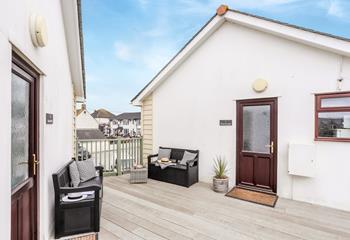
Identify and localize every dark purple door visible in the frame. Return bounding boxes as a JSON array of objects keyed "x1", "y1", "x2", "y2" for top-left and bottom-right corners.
[{"x1": 236, "y1": 98, "x2": 277, "y2": 193}]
